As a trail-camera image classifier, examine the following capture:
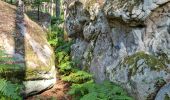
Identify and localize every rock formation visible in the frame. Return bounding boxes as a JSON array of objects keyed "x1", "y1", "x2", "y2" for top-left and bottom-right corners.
[
  {"x1": 0, "y1": 1, "x2": 56, "y2": 97},
  {"x1": 64, "y1": 0, "x2": 170, "y2": 99}
]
